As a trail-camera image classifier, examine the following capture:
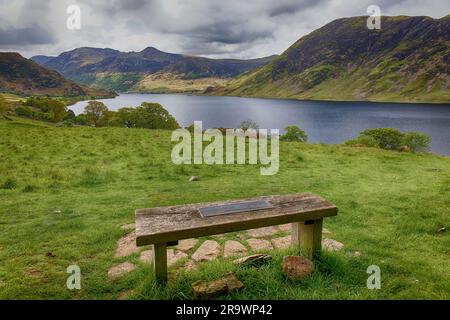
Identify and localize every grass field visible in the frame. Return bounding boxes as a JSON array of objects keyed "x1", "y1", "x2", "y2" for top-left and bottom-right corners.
[{"x1": 0, "y1": 117, "x2": 449, "y2": 300}]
